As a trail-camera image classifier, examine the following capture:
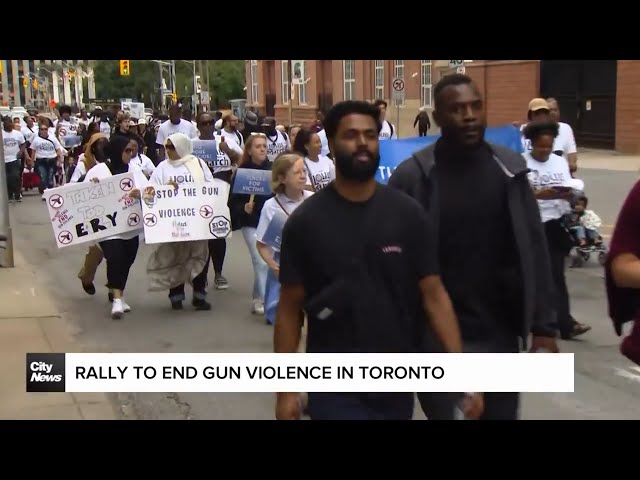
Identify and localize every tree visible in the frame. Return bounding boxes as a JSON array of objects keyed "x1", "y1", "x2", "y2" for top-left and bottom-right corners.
[
  {"x1": 94, "y1": 60, "x2": 247, "y2": 111},
  {"x1": 94, "y1": 60, "x2": 161, "y2": 107}
]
